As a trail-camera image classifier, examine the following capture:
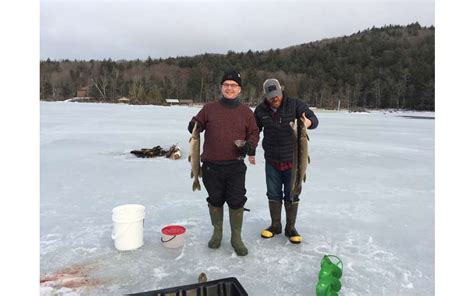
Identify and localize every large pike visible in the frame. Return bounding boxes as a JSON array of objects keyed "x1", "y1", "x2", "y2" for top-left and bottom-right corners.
[
  {"x1": 290, "y1": 117, "x2": 310, "y2": 198},
  {"x1": 188, "y1": 122, "x2": 201, "y2": 191}
]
